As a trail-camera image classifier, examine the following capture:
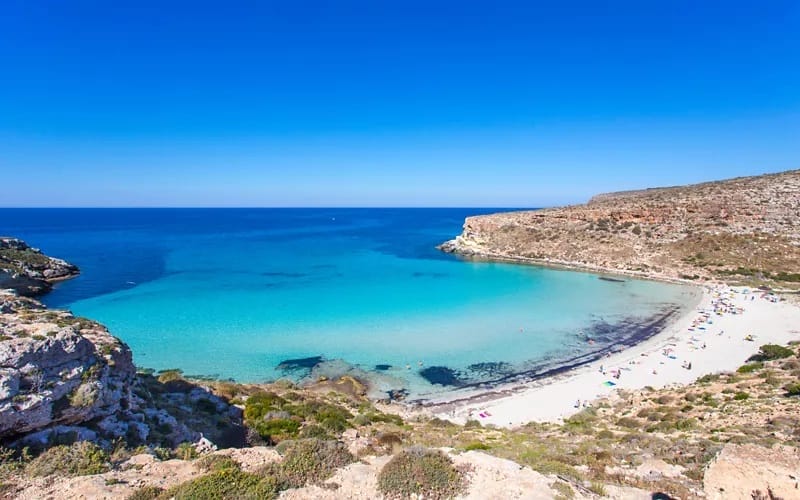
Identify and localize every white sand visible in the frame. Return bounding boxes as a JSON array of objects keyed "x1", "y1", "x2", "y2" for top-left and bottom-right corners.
[{"x1": 431, "y1": 286, "x2": 800, "y2": 427}]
